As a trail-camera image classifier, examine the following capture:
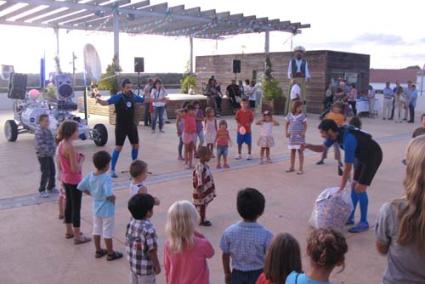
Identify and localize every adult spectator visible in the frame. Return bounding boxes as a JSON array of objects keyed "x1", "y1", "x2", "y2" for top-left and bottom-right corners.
[
  {"x1": 243, "y1": 79, "x2": 251, "y2": 100},
  {"x1": 216, "y1": 81, "x2": 223, "y2": 116},
  {"x1": 375, "y1": 135, "x2": 425, "y2": 284},
  {"x1": 143, "y1": 79, "x2": 153, "y2": 127},
  {"x1": 97, "y1": 79, "x2": 144, "y2": 178},
  {"x1": 150, "y1": 79, "x2": 168, "y2": 133},
  {"x1": 390, "y1": 81, "x2": 401, "y2": 120},
  {"x1": 408, "y1": 84, "x2": 418, "y2": 123},
  {"x1": 248, "y1": 80, "x2": 257, "y2": 109},
  {"x1": 226, "y1": 80, "x2": 242, "y2": 113},
  {"x1": 382, "y1": 82, "x2": 394, "y2": 120},
  {"x1": 348, "y1": 83, "x2": 358, "y2": 115},
  {"x1": 367, "y1": 85, "x2": 376, "y2": 118},
  {"x1": 303, "y1": 120, "x2": 383, "y2": 233},
  {"x1": 290, "y1": 79, "x2": 301, "y2": 102},
  {"x1": 204, "y1": 78, "x2": 218, "y2": 112}
]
